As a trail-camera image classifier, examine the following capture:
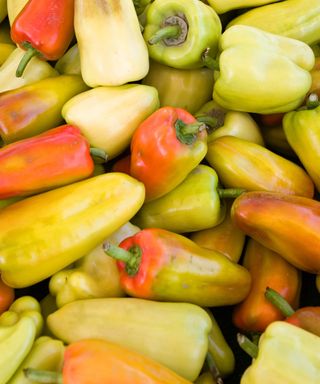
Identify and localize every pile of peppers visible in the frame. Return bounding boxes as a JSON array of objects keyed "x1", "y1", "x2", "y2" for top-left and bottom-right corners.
[{"x1": 0, "y1": 0, "x2": 320, "y2": 383}]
